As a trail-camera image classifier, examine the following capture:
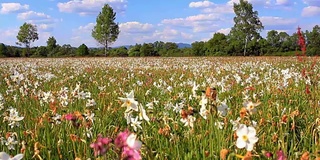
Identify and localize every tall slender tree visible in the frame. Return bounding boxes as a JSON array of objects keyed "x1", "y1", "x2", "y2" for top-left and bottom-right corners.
[
  {"x1": 229, "y1": 0, "x2": 264, "y2": 56},
  {"x1": 92, "y1": 4, "x2": 120, "y2": 56},
  {"x1": 16, "y1": 22, "x2": 39, "y2": 57}
]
